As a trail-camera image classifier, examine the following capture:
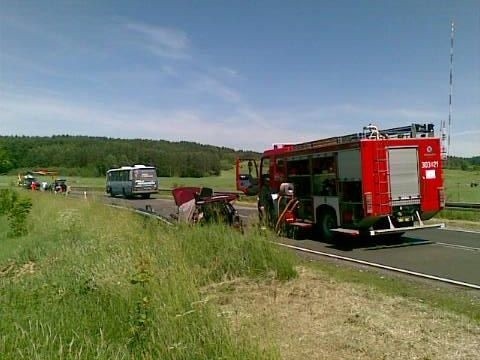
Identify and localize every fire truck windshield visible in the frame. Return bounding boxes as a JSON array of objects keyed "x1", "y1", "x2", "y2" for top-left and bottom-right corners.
[{"x1": 260, "y1": 158, "x2": 271, "y2": 184}]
